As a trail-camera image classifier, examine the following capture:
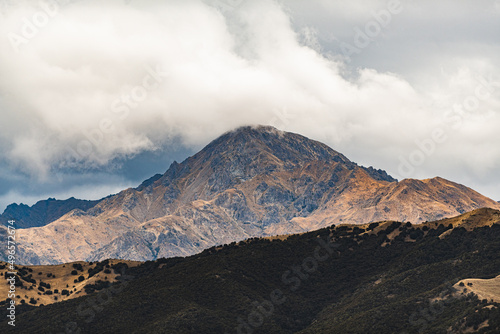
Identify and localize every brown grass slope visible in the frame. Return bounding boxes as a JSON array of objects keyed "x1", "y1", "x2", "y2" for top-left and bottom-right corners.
[{"x1": 0, "y1": 259, "x2": 140, "y2": 306}]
